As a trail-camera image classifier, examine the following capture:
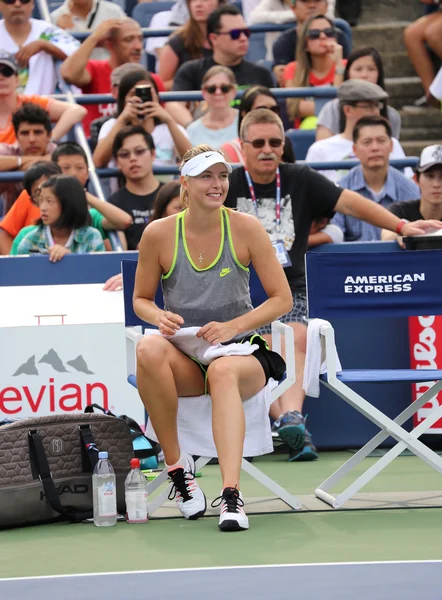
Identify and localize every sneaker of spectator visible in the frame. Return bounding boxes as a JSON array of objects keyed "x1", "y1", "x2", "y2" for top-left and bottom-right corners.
[
  {"x1": 0, "y1": 161, "x2": 61, "y2": 255},
  {"x1": 60, "y1": 18, "x2": 167, "y2": 136},
  {"x1": 0, "y1": 103, "x2": 57, "y2": 214},
  {"x1": 108, "y1": 126, "x2": 163, "y2": 250},
  {"x1": 332, "y1": 115, "x2": 420, "y2": 242},
  {"x1": 186, "y1": 66, "x2": 239, "y2": 148},
  {"x1": 382, "y1": 144, "x2": 442, "y2": 244},
  {"x1": 170, "y1": 4, "x2": 274, "y2": 125},
  {"x1": 52, "y1": 142, "x2": 132, "y2": 250},
  {"x1": 305, "y1": 80, "x2": 413, "y2": 183},
  {"x1": 93, "y1": 68, "x2": 191, "y2": 181},
  {"x1": 272, "y1": 0, "x2": 350, "y2": 87},
  {"x1": 158, "y1": 0, "x2": 222, "y2": 91},
  {"x1": 0, "y1": 52, "x2": 87, "y2": 145},
  {"x1": 15, "y1": 174, "x2": 105, "y2": 260},
  {"x1": 0, "y1": 0, "x2": 79, "y2": 95},
  {"x1": 51, "y1": 0, "x2": 126, "y2": 61},
  {"x1": 284, "y1": 14, "x2": 346, "y2": 127},
  {"x1": 316, "y1": 46, "x2": 402, "y2": 142},
  {"x1": 404, "y1": 1, "x2": 442, "y2": 104}
]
